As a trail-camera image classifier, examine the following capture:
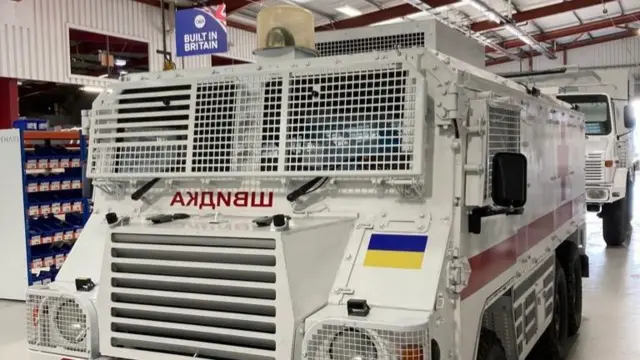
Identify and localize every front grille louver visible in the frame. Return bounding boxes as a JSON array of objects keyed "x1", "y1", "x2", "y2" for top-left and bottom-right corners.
[
  {"x1": 105, "y1": 233, "x2": 278, "y2": 360},
  {"x1": 585, "y1": 152, "x2": 604, "y2": 184}
]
